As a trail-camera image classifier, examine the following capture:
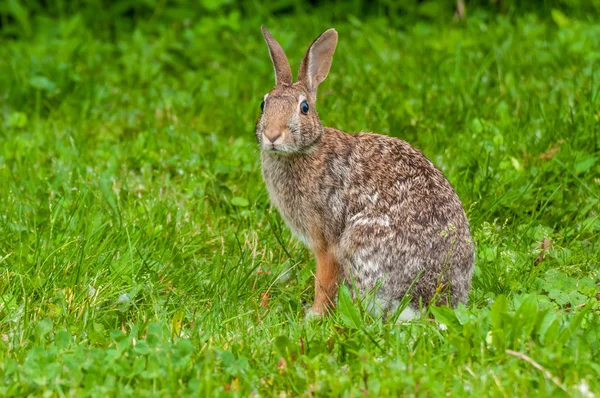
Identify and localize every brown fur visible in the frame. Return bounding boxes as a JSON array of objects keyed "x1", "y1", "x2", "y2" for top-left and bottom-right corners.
[
  {"x1": 313, "y1": 247, "x2": 340, "y2": 314},
  {"x1": 256, "y1": 27, "x2": 475, "y2": 319}
]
